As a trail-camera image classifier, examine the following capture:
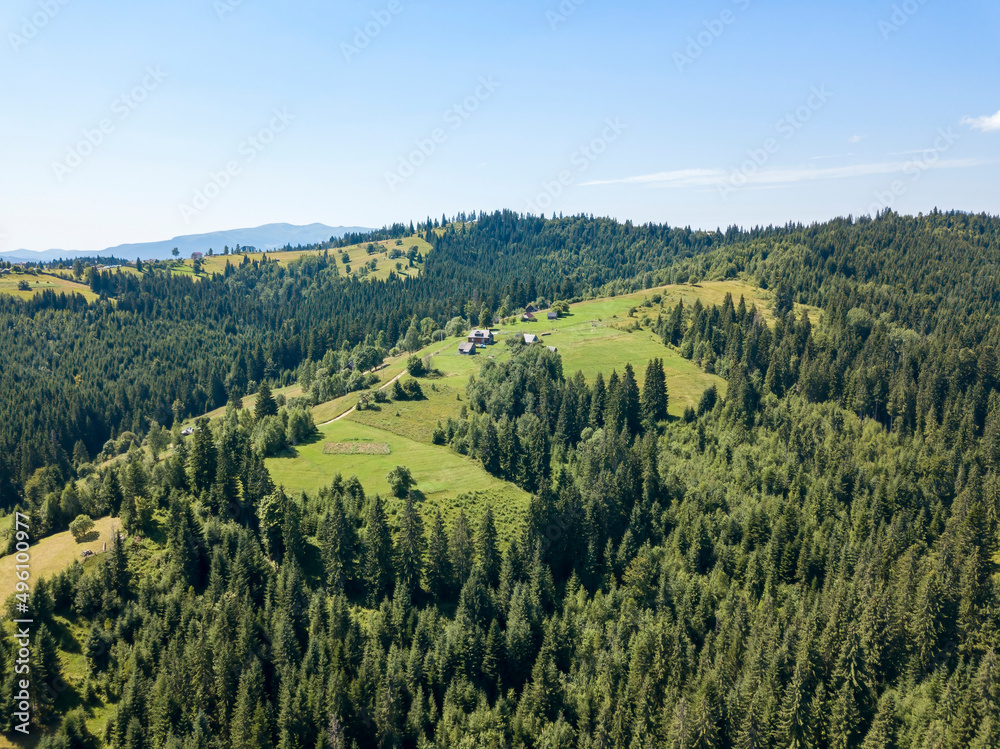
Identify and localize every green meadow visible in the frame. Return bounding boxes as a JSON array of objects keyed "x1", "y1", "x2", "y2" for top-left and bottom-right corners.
[
  {"x1": 266, "y1": 419, "x2": 530, "y2": 545},
  {"x1": 0, "y1": 272, "x2": 98, "y2": 302},
  {"x1": 268, "y1": 281, "x2": 765, "y2": 514},
  {"x1": 164, "y1": 234, "x2": 433, "y2": 282}
]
